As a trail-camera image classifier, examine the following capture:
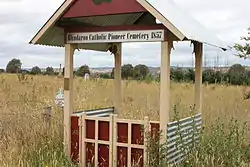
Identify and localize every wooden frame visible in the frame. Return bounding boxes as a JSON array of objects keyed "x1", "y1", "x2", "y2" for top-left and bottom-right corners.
[{"x1": 78, "y1": 114, "x2": 159, "y2": 167}]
